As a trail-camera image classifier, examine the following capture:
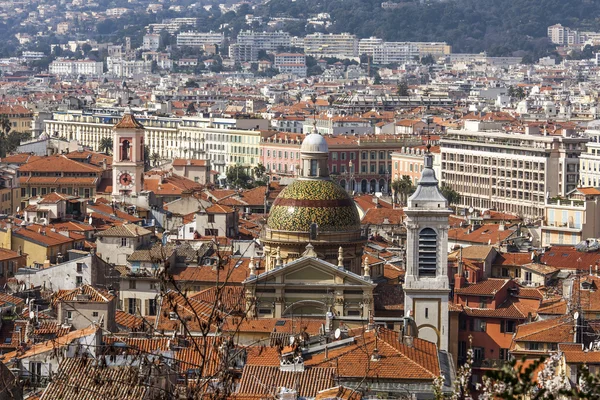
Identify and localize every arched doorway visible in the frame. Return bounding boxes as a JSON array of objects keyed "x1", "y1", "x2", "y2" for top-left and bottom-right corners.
[
  {"x1": 282, "y1": 300, "x2": 328, "y2": 317},
  {"x1": 370, "y1": 179, "x2": 376, "y2": 193},
  {"x1": 361, "y1": 179, "x2": 368, "y2": 193},
  {"x1": 379, "y1": 179, "x2": 386, "y2": 193}
]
